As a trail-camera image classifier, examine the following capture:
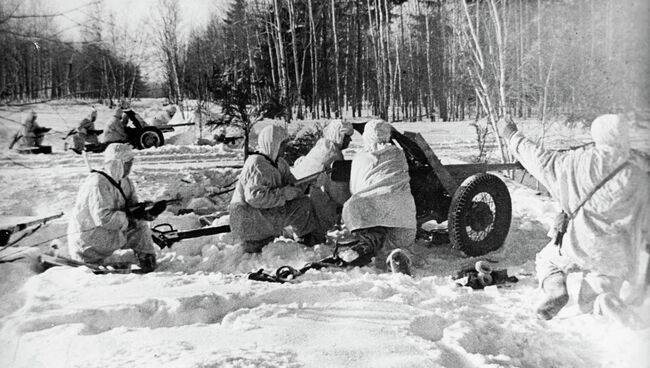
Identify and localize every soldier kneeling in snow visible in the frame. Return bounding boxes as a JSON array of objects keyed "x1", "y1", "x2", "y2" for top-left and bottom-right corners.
[
  {"x1": 70, "y1": 108, "x2": 101, "y2": 153},
  {"x1": 498, "y1": 114, "x2": 649, "y2": 326},
  {"x1": 67, "y1": 143, "x2": 159, "y2": 272},
  {"x1": 20, "y1": 110, "x2": 51, "y2": 147},
  {"x1": 151, "y1": 105, "x2": 177, "y2": 127},
  {"x1": 229, "y1": 125, "x2": 318, "y2": 253},
  {"x1": 103, "y1": 108, "x2": 130, "y2": 144},
  {"x1": 338, "y1": 120, "x2": 417, "y2": 275},
  {"x1": 292, "y1": 119, "x2": 354, "y2": 239}
]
